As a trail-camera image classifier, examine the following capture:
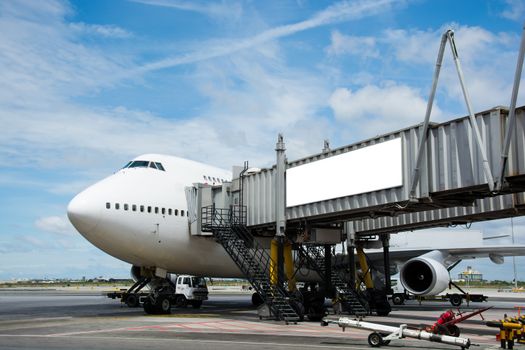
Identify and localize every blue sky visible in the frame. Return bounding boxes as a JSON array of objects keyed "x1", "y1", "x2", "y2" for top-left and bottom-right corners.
[{"x1": 1, "y1": 0, "x2": 525, "y2": 281}]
